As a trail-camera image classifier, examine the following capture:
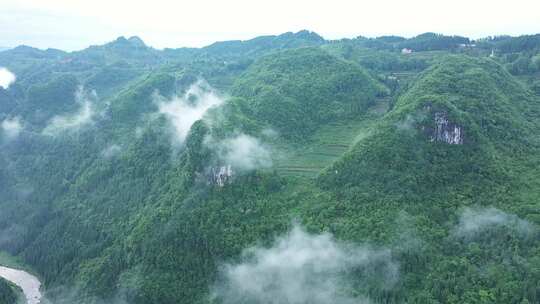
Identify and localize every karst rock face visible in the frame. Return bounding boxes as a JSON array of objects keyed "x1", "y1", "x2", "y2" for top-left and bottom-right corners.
[
  {"x1": 209, "y1": 165, "x2": 233, "y2": 187},
  {"x1": 430, "y1": 112, "x2": 463, "y2": 145}
]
